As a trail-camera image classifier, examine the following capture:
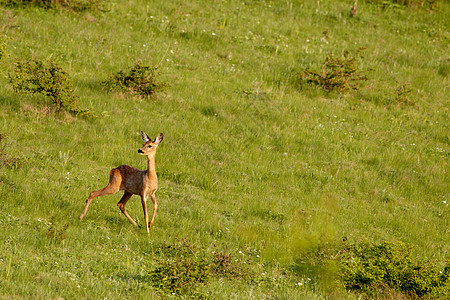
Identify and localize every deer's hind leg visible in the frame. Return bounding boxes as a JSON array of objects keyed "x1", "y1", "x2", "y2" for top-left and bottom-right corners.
[
  {"x1": 117, "y1": 191, "x2": 137, "y2": 226},
  {"x1": 79, "y1": 169, "x2": 122, "y2": 220}
]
